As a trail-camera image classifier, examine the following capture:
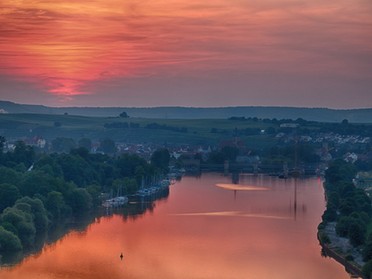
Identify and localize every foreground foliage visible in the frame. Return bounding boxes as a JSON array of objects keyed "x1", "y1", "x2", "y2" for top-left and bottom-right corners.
[{"x1": 0, "y1": 140, "x2": 165, "y2": 257}]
